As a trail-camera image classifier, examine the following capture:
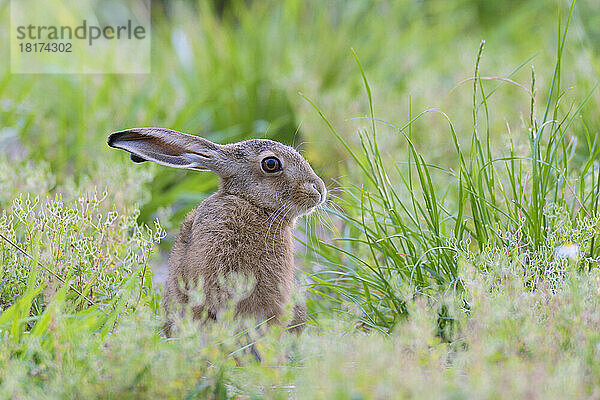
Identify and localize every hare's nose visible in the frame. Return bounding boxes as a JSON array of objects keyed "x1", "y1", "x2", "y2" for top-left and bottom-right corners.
[
  {"x1": 305, "y1": 181, "x2": 325, "y2": 204},
  {"x1": 317, "y1": 184, "x2": 327, "y2": 204}
]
